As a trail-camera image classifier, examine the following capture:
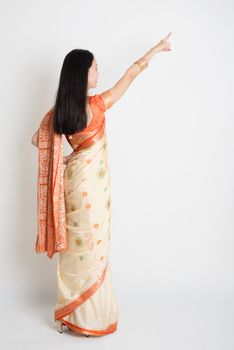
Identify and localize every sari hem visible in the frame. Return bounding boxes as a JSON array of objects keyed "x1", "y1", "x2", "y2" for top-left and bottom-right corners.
[
  {"x1": 54, "y1": 262, "x2": 108, "y2": 320},
  {"x1": 59, "y1": 319, "x2": 118, "y2": 336}
]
